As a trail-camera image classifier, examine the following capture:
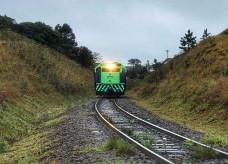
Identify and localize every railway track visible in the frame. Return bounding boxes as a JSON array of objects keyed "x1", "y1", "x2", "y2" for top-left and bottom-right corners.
[{"x1": 94, "y1": 98, "x2": 228, "y2": 164}]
